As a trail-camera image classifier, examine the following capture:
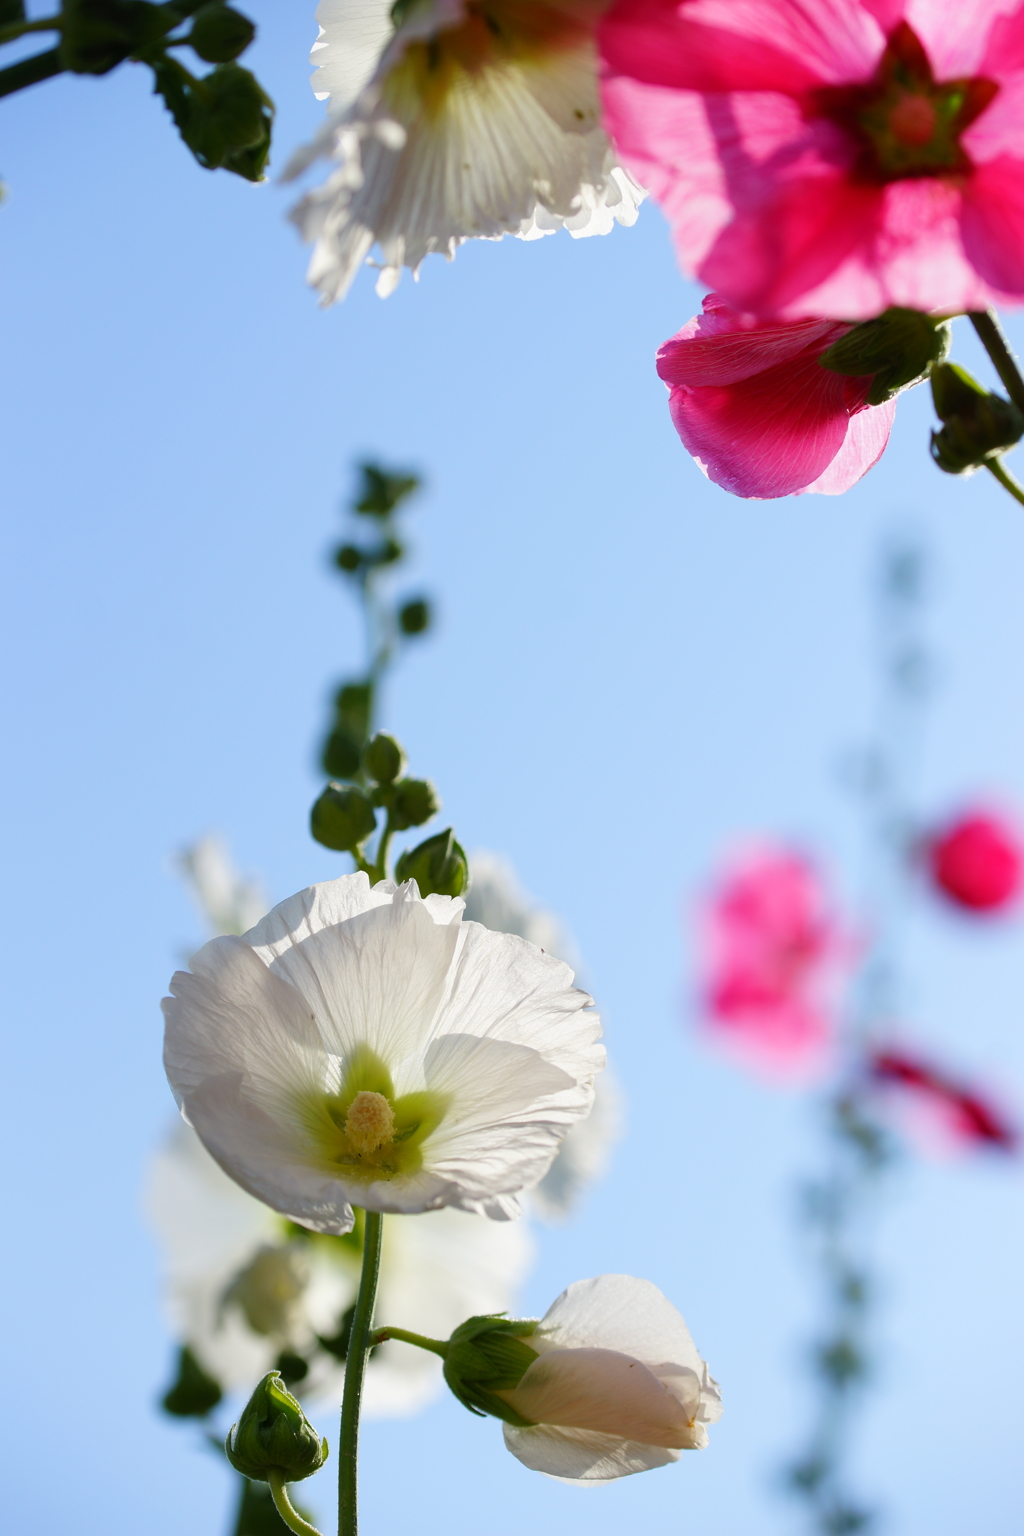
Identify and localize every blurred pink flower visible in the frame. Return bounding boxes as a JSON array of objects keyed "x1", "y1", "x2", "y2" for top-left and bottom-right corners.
[
  {"x1": 699, "y1": 847, "x2": 847, "y2": 1076},
  {"x1": 658, "y1": 294, "x2": 896, "y2": 497},
  {"x1": 599, "y1": 1, "x2": 1024, "y2": 319},
  {"x1": 926, "y1": 809, "x2": 1022, "y2": 912},
  {"x1": 870, "y1": 1049, "x2": 1018, "y2": 1152}
]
